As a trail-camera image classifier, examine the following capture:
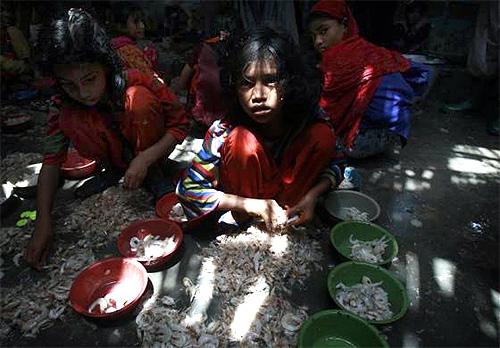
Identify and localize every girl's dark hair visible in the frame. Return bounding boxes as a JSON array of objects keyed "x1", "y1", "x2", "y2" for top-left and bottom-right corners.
[
  {"x1": 221, "y1": 26, "x2": 322, "y2": 128},
  {"x1": 35, "y1": 8, "x2": 126, "y2": 107},
  {"x1": 114, "y1": 2, "x2": 145, "y2": 27}
]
